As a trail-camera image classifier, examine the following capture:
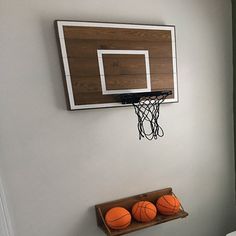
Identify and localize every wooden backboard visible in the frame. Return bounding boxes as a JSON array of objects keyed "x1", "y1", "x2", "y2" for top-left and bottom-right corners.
[{"x1": 55, "y1": 21, "x2": 178, "y2": 110}]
